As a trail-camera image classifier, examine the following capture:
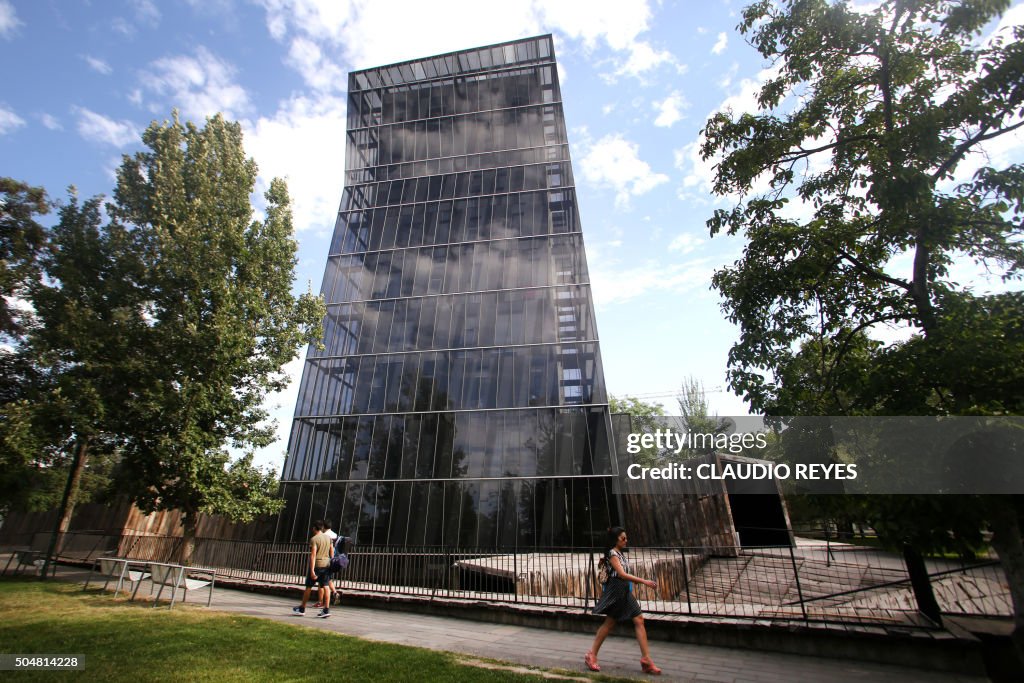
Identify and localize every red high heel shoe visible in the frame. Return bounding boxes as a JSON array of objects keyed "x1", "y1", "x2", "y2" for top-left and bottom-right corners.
[
  {"x1": 640, "y1": 657, "x2": 662, "y2": 675},
  {"x1": 584, "y1": 652, "x2": 600, "y2": 672}
]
